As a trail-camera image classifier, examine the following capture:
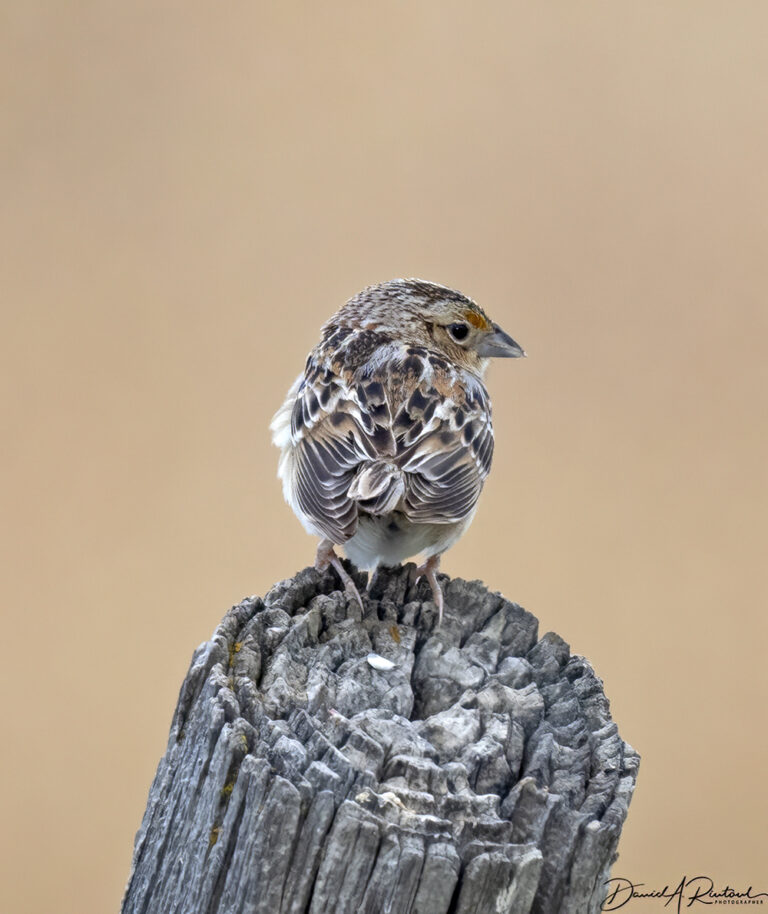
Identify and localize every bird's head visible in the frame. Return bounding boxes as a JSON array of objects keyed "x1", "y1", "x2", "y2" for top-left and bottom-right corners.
[{"x1": 333, "y1": 278, "x2": 525, "y2": 373}]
